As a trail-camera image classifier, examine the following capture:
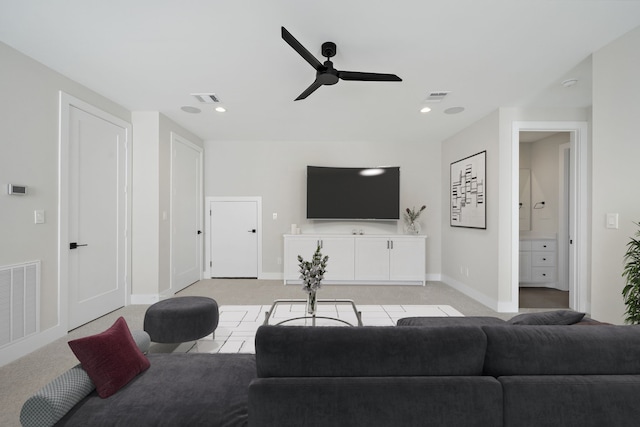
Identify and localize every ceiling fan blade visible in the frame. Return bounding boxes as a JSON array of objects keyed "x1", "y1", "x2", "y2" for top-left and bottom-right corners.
[
  {"x1": 338, "y1": 71, "x2": 402, "y2": 82},
  {"x1": 295, "y1": 79, "x2": 324, "y2": 101},
  {"x1": 281, "y1": 27, "x2": 323, "y2": 71}
]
